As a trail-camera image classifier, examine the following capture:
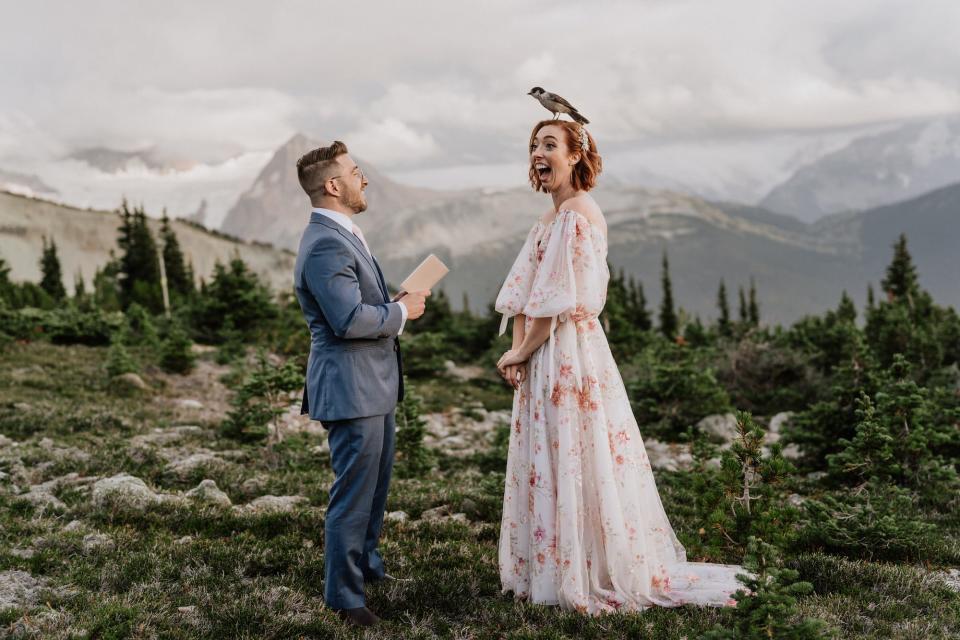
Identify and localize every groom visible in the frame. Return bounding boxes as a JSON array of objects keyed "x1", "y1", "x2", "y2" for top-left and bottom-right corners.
[{"x1": 293, "y1": 140, "x2": 430, "y2": 627}]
